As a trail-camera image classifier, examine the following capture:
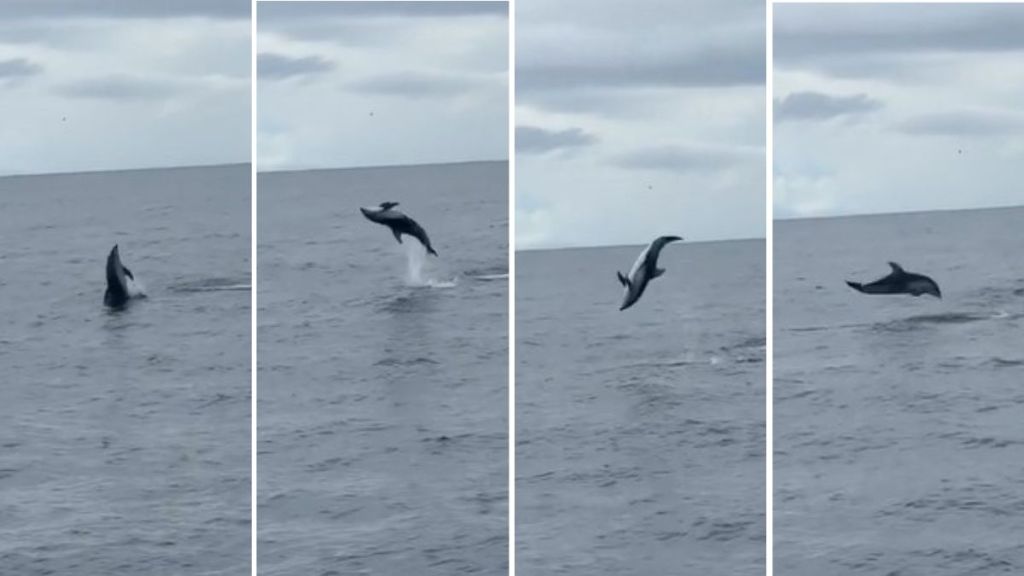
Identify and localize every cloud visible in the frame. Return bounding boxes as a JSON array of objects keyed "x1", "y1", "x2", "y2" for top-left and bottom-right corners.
[
  {"x1": 895, "y1": 110, "x2": 1024, "y2": 137},
  {"x1": 516, "y1": 126, "x2": 597, "y2": 155},
  {"x1": 519, "y1": 39, "x2": 763, "y2": 95},
  {"x1": 775, "y1": 92, "x2": 883, "y2": 122},
  {"x1": 55, "y1": 75, "x2": 180, "y2": 101},
  {"x1": 347, "y1": 72, "x2": 479, "y2": 98},
  {"x1": 612, "y1": 144, "x2": 759, "y2": 174},
  {"x1": 258, "y1": 52, "x2": 333, "y2": 81},
  {"x1": 776, "y1": 4, "x2": 1024, "y2": 79},
  {"x1": 0, "y1": 0, "x2": 249, "y2": 20},
  {"x1": 0, "y1": 58, "x2": 42, "y2": 80},
  {"x1": 258, "y1": 2, "x2": 506, "y2": 21}
]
